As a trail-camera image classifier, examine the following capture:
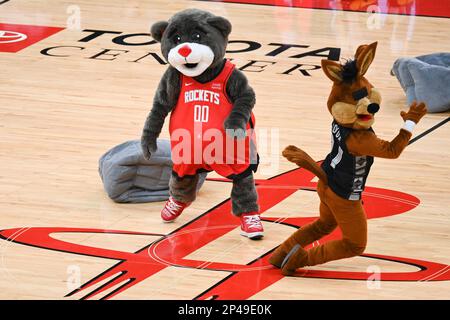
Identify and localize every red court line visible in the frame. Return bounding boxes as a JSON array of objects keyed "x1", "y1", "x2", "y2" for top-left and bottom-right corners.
[{"x1": 204, "y1": 0, "x2": 450, "y2": 19}]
